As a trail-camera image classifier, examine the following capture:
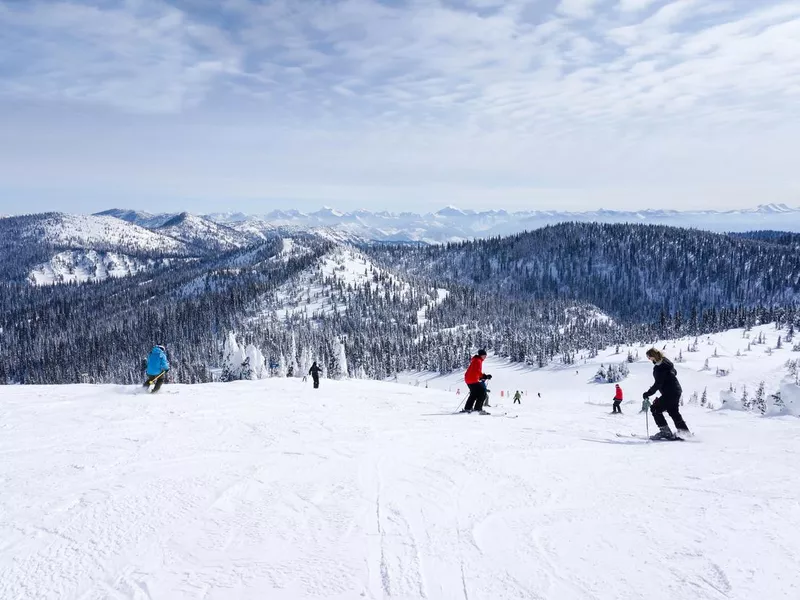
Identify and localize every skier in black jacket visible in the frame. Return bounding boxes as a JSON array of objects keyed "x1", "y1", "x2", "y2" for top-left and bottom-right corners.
[
  {"x1": 643, "y1": 348, "x2": 690, "y2": 440},
  {"x1": 309, "y1": 361, "x2": 322, "y2": 389}
]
